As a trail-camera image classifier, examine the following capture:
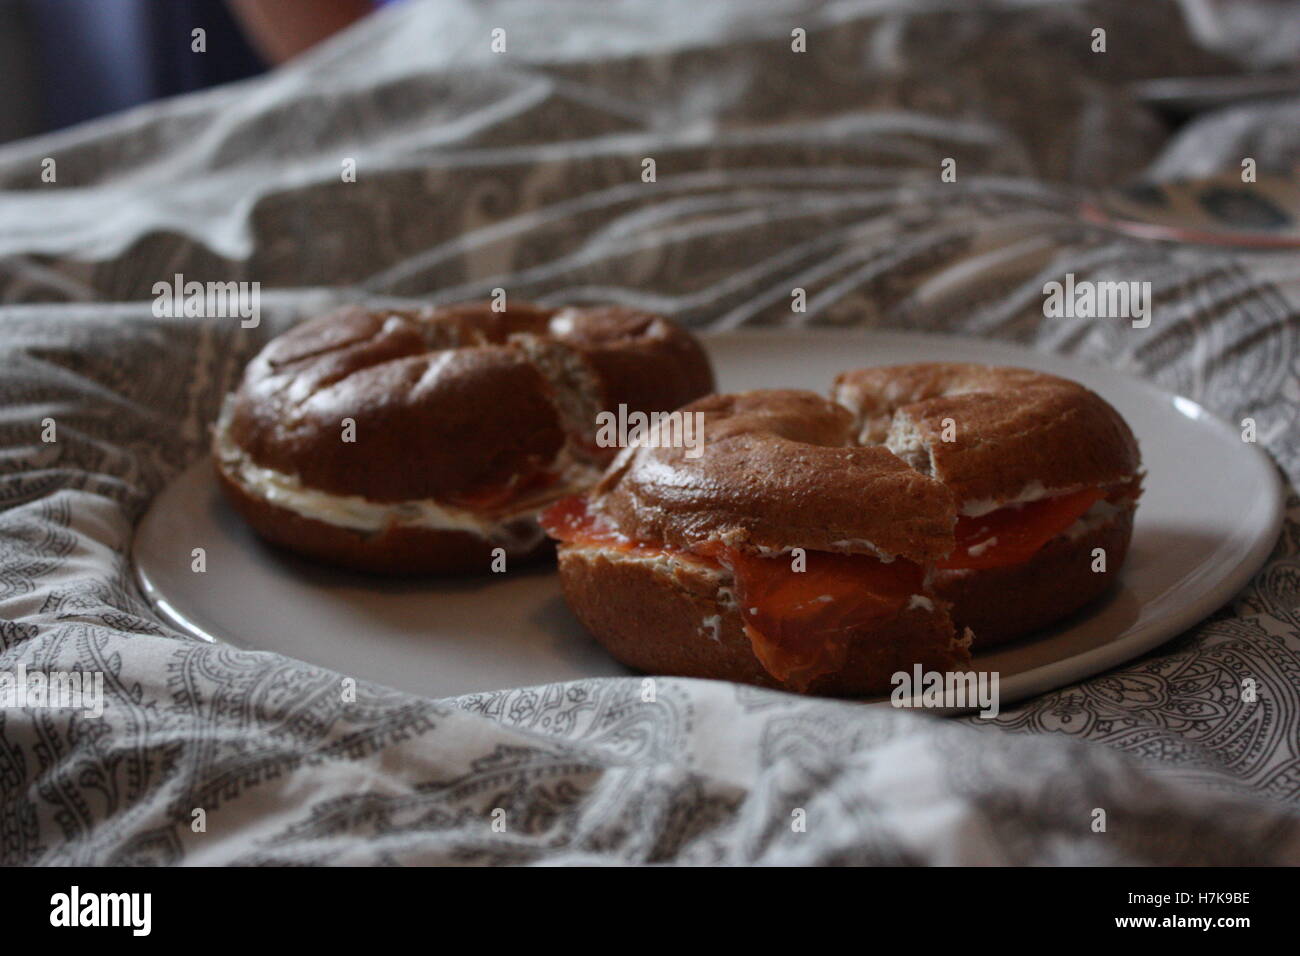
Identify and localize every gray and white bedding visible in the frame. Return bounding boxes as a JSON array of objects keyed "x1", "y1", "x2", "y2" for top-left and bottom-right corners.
[{"x1": 1, "y1": 0, "x2": 1299, "y2": 864}]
